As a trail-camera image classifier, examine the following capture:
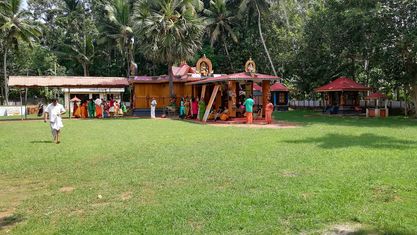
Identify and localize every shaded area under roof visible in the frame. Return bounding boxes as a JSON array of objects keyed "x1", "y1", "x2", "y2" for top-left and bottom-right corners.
[
  {"x1": 315, "y1": 77, "x2": 371, "y2": 92},
  {"x1": 8, "y1": 76, "x2": 129, "y2": 88},
  {"x1": 187, "y1": 72, "x2": 279, "y2": 85}
]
